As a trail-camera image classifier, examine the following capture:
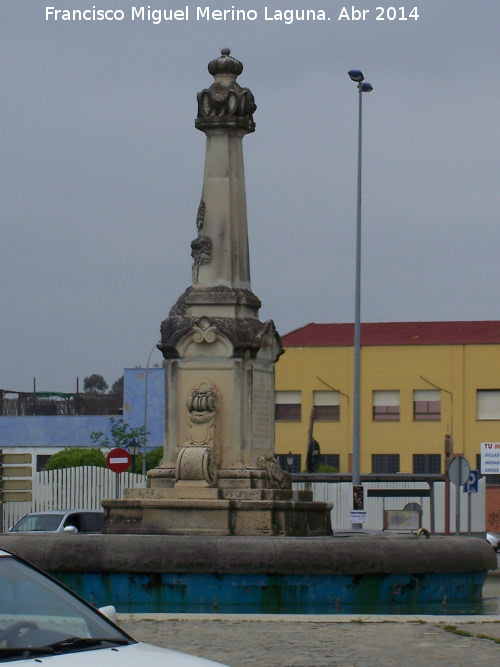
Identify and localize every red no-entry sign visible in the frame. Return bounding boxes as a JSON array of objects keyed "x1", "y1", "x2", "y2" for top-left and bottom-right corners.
[{"x1": 106, "y1": 447, "x2": 132, "y2": 473}]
